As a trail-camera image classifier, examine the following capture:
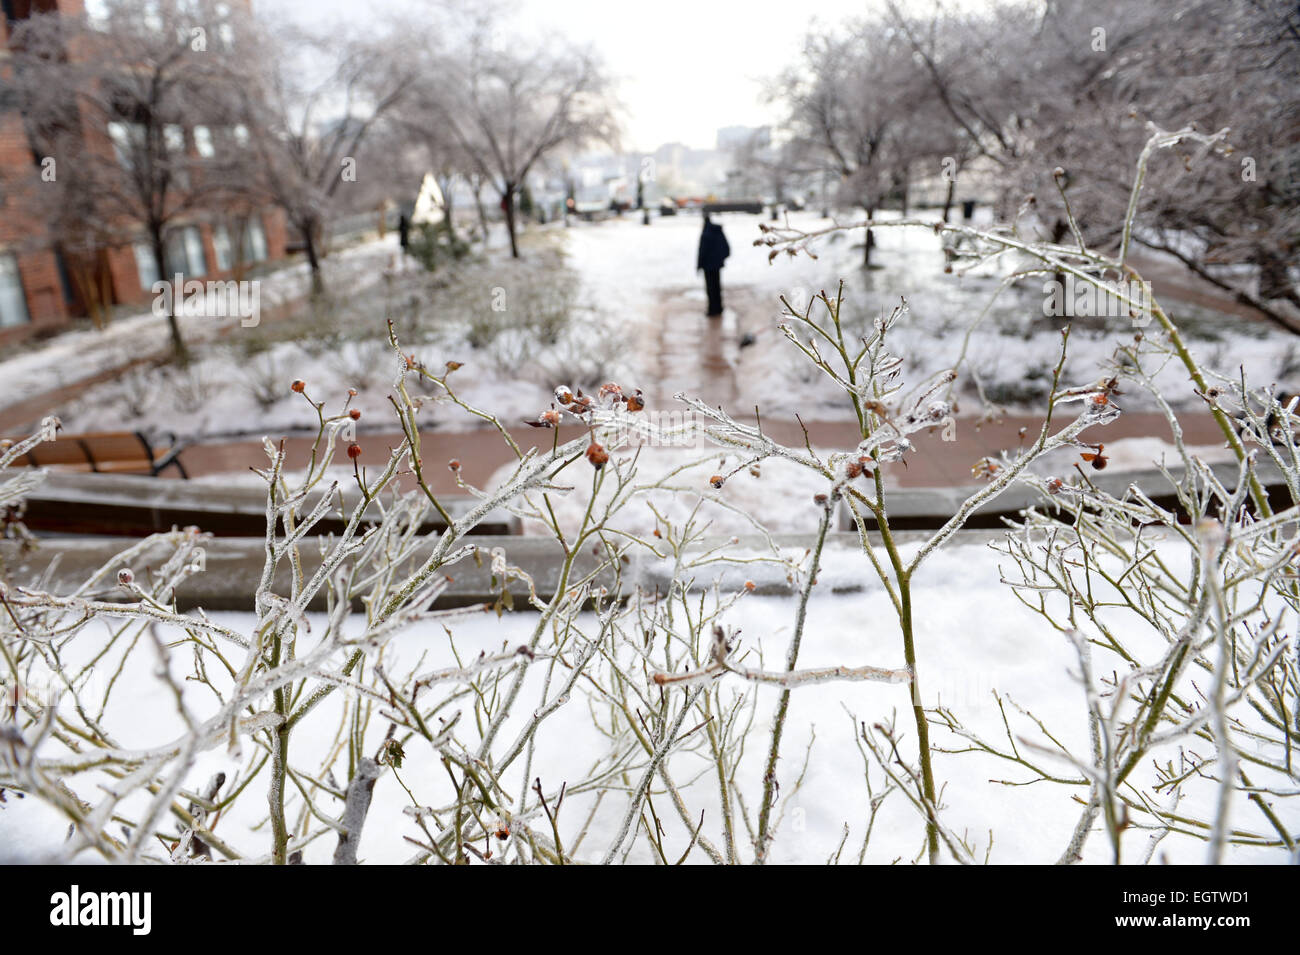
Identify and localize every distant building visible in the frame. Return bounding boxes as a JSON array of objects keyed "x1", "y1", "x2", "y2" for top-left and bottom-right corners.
[
  {"x1": 0, "y1": 0, "x2": 286, "y2": 346},
  {"x1": 716, "y1": 125, "x2": 770, "y2": 153}
]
